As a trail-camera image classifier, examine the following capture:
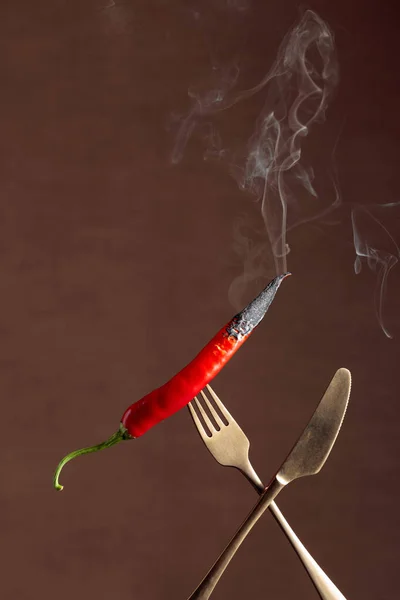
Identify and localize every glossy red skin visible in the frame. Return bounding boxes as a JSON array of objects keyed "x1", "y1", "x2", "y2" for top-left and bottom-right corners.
[{"x1": 121, "y1": 321, "x2": 252, "y2": 438}]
